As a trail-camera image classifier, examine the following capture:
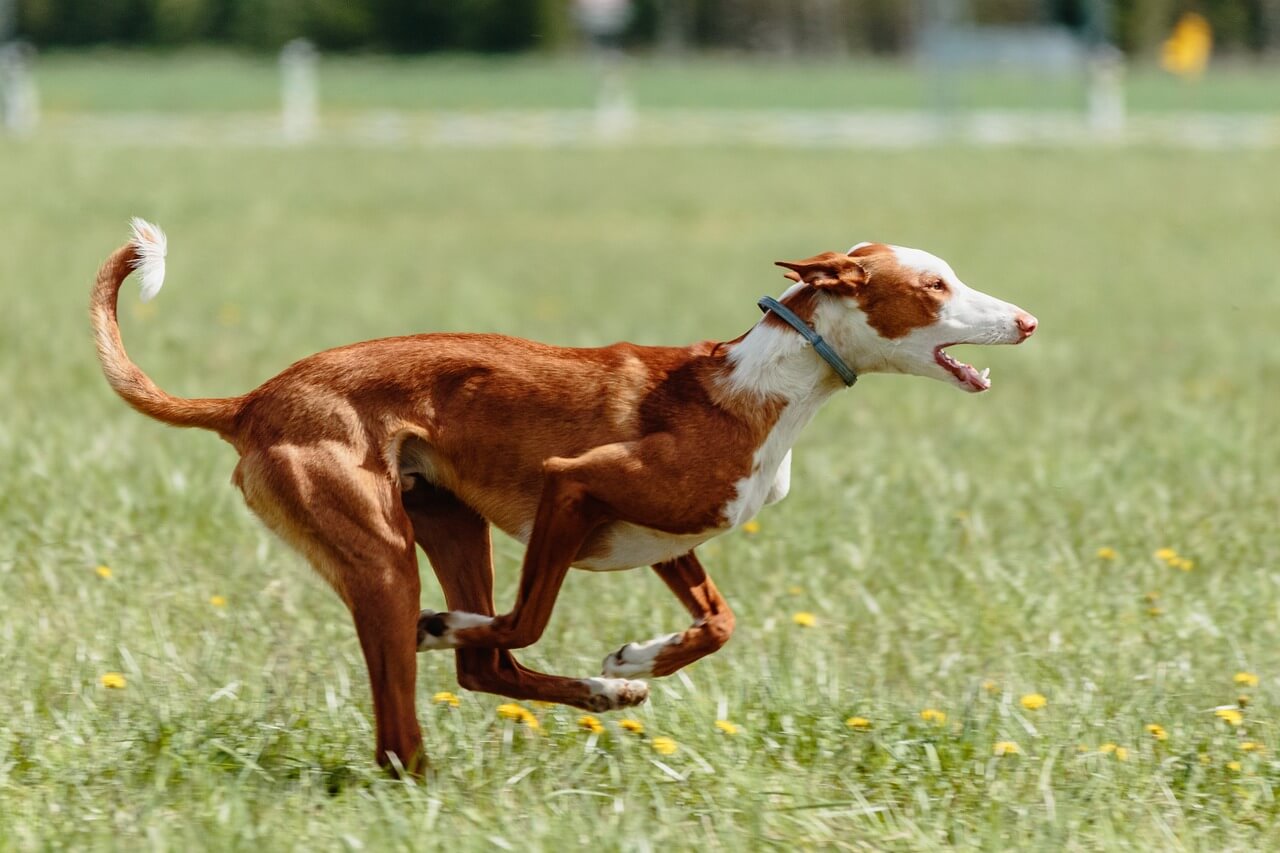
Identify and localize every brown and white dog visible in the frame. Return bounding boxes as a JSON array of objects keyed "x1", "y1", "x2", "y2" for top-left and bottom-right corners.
[{"x1": 92, "y1": 220, "x2": 1036, "y2": 772}]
